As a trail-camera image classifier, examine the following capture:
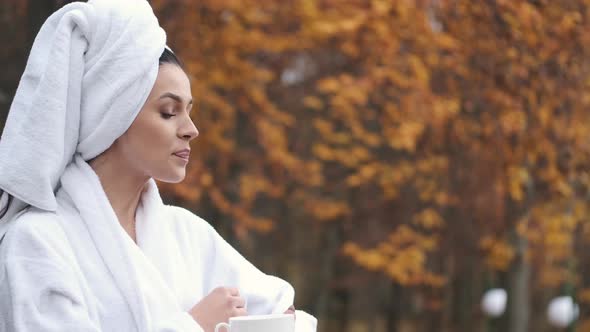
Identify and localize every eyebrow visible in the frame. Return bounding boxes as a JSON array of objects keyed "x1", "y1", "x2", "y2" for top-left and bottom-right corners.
[{"x1": 159, "y1": 92, "x2": 193, "y2": 107}]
